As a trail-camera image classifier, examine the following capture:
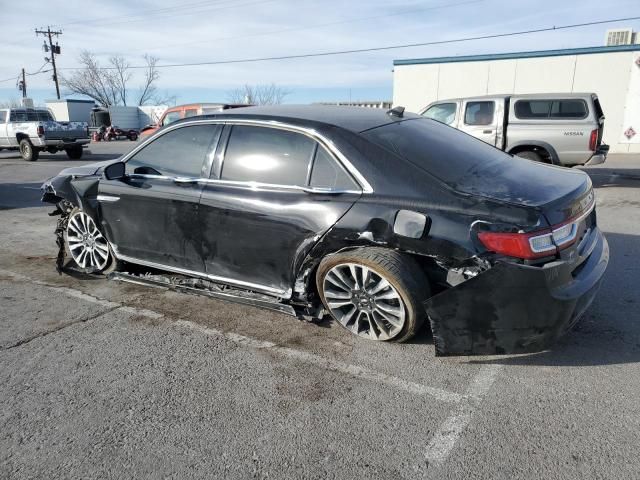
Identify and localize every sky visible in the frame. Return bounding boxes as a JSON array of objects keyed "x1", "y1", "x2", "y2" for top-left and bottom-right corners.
[{"x1": 0, "y1": 0, "x2": 639, "y2": 106}]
